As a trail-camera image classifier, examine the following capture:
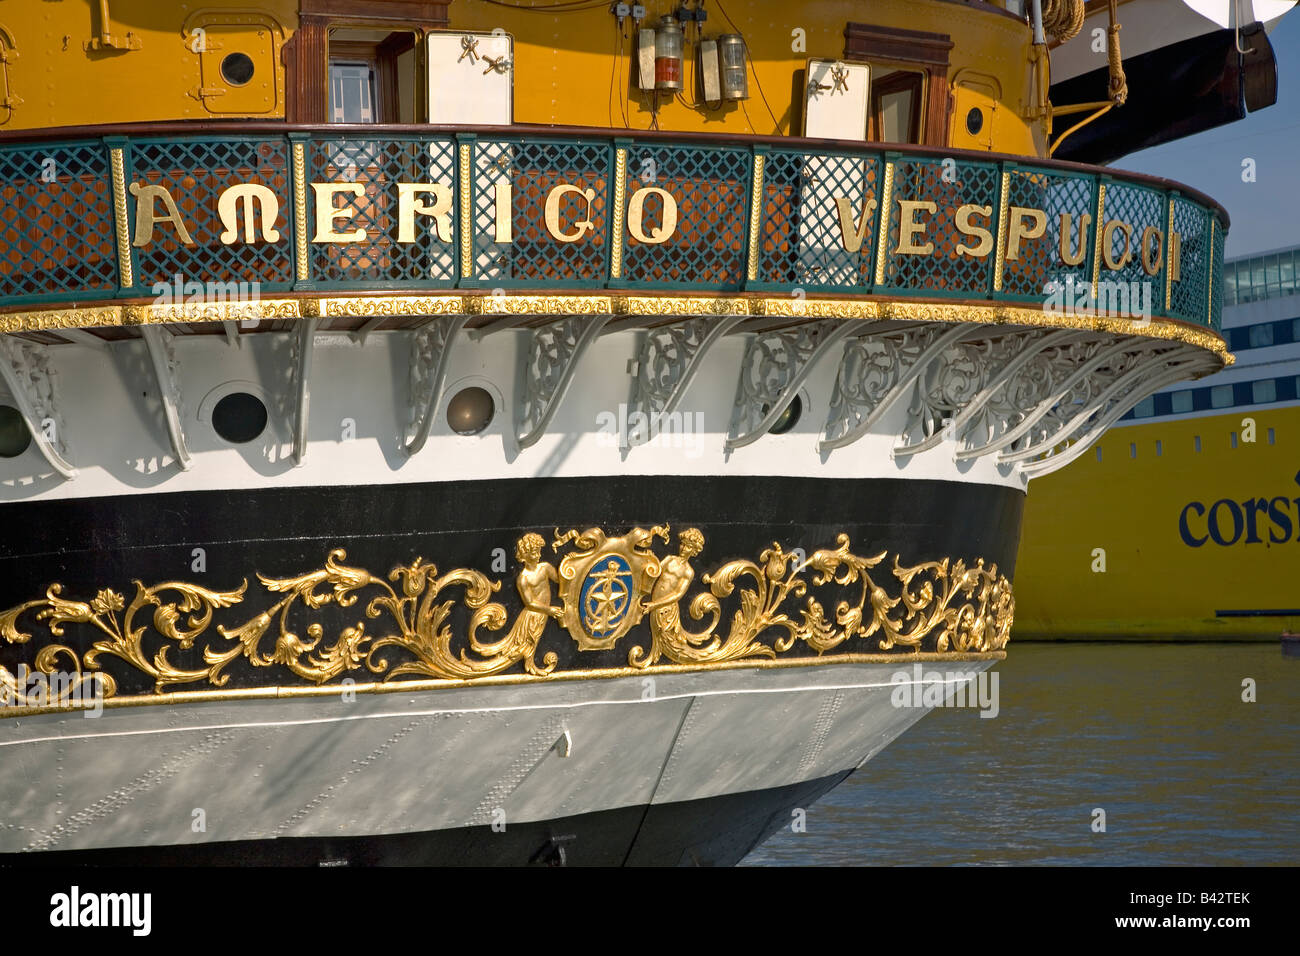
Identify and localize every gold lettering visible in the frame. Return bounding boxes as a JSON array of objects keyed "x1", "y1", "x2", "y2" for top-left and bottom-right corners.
[
  {"x1": 397, "y1": 183, "x2": 453, "y2": 243},
  {"x1": 833, "y1": 197, "x2": 878, "y2": 253},
  {"x1": 217, "y1": 183, "x2": 282, "y2": 245},
  {"x1": 128, "y1": 183, "x2": 195, "y2": 247},
  {"x1": 312, "y1": 183, "x2": 367, "y2": 243},
  {"x1": 1006, "y1": 206, "x2": 1047, "y2": 261},
  {"x1": 1101, "y1": 219, "x2": 1133, "y2": 270},
  {"x1": 493, "y1": 182, "x2": 514, "y2": 243},
  {"x1": 894, "y1": 200, "x2": 937, "y2": 256},
  {"x1": 1140, "y1": 226, "x2": 1163, "y2": 276},
  {"x1": 1169, "y1": 231, "x2": 1181, "y2": 282},
  {"x1": 627, "y1": 186, "x2": 679, "y2": 245},
  {"x1": 544, "y1": 184, "x2": 597, "y2": 243},
  {"x1": 1058, "y1": 212, "x2": 1091, "y2": 267},
  {"x1": 954, "y1": 204, "x2": 993, "y2": 259}
]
